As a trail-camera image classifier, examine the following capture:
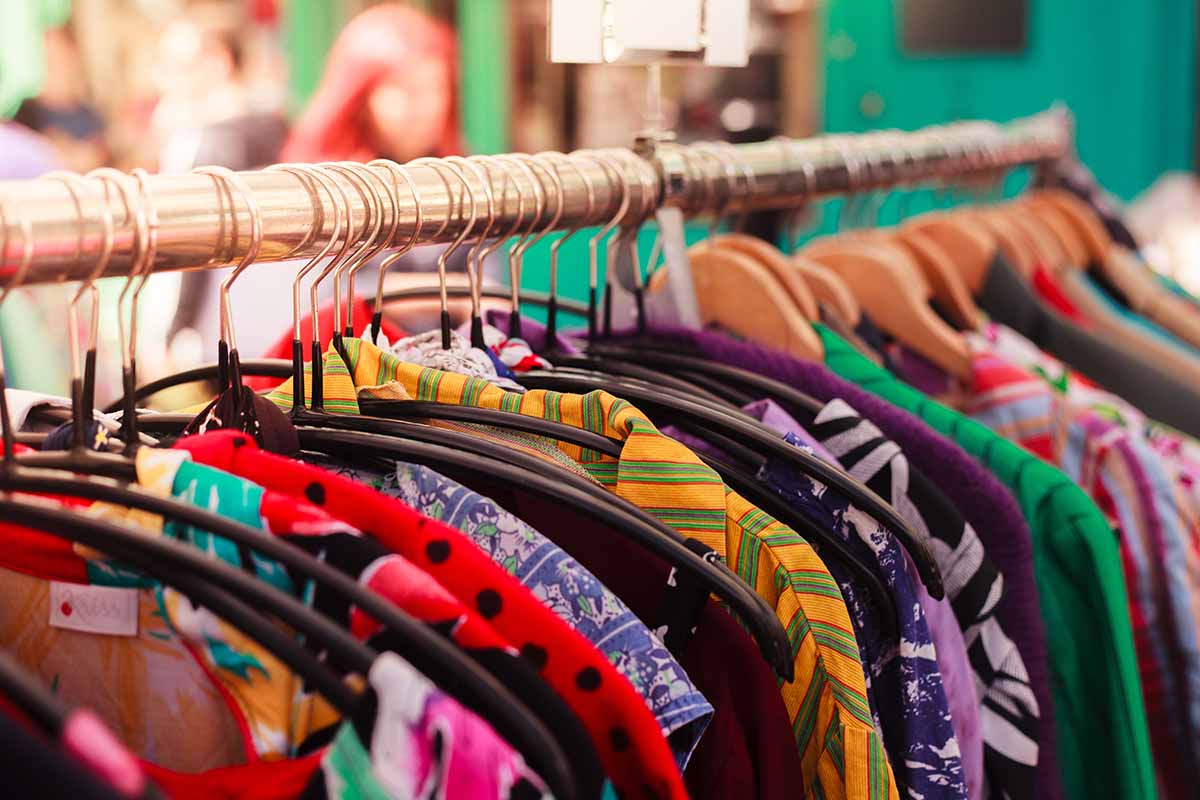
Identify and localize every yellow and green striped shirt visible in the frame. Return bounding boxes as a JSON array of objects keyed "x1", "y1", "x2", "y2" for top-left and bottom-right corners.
[{"x1": 269, "y1": 338, "x2": 899, "y2": 800}]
